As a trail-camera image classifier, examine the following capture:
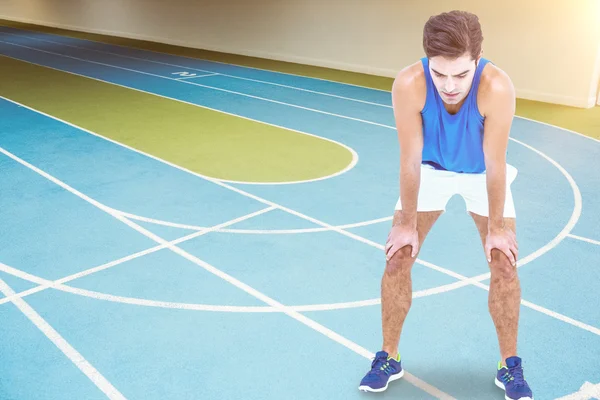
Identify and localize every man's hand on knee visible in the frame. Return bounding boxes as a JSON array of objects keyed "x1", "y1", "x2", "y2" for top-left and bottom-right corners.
[
  {"x1": 385, "y1": 223, "x2": 419, "y2": 261},
  {"x1": 489, "y1": 248, "x2": 518, "y2": 280},
  {"x1": 485, "y1": 224, "x2": 518, "y2": 266}
]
